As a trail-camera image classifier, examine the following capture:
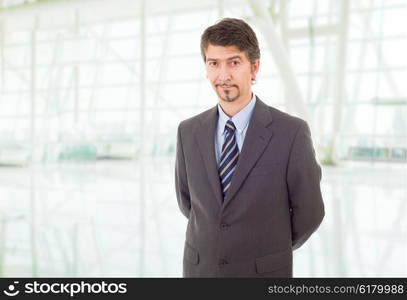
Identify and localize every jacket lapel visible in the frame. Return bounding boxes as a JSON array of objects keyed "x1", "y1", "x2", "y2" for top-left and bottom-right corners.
[
  {"x1": 194, "y1": 106, "x2": 224, "y2": 206},
  {"x1": 222, "y1": 97, "x2": 274, "y2": 208}
]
